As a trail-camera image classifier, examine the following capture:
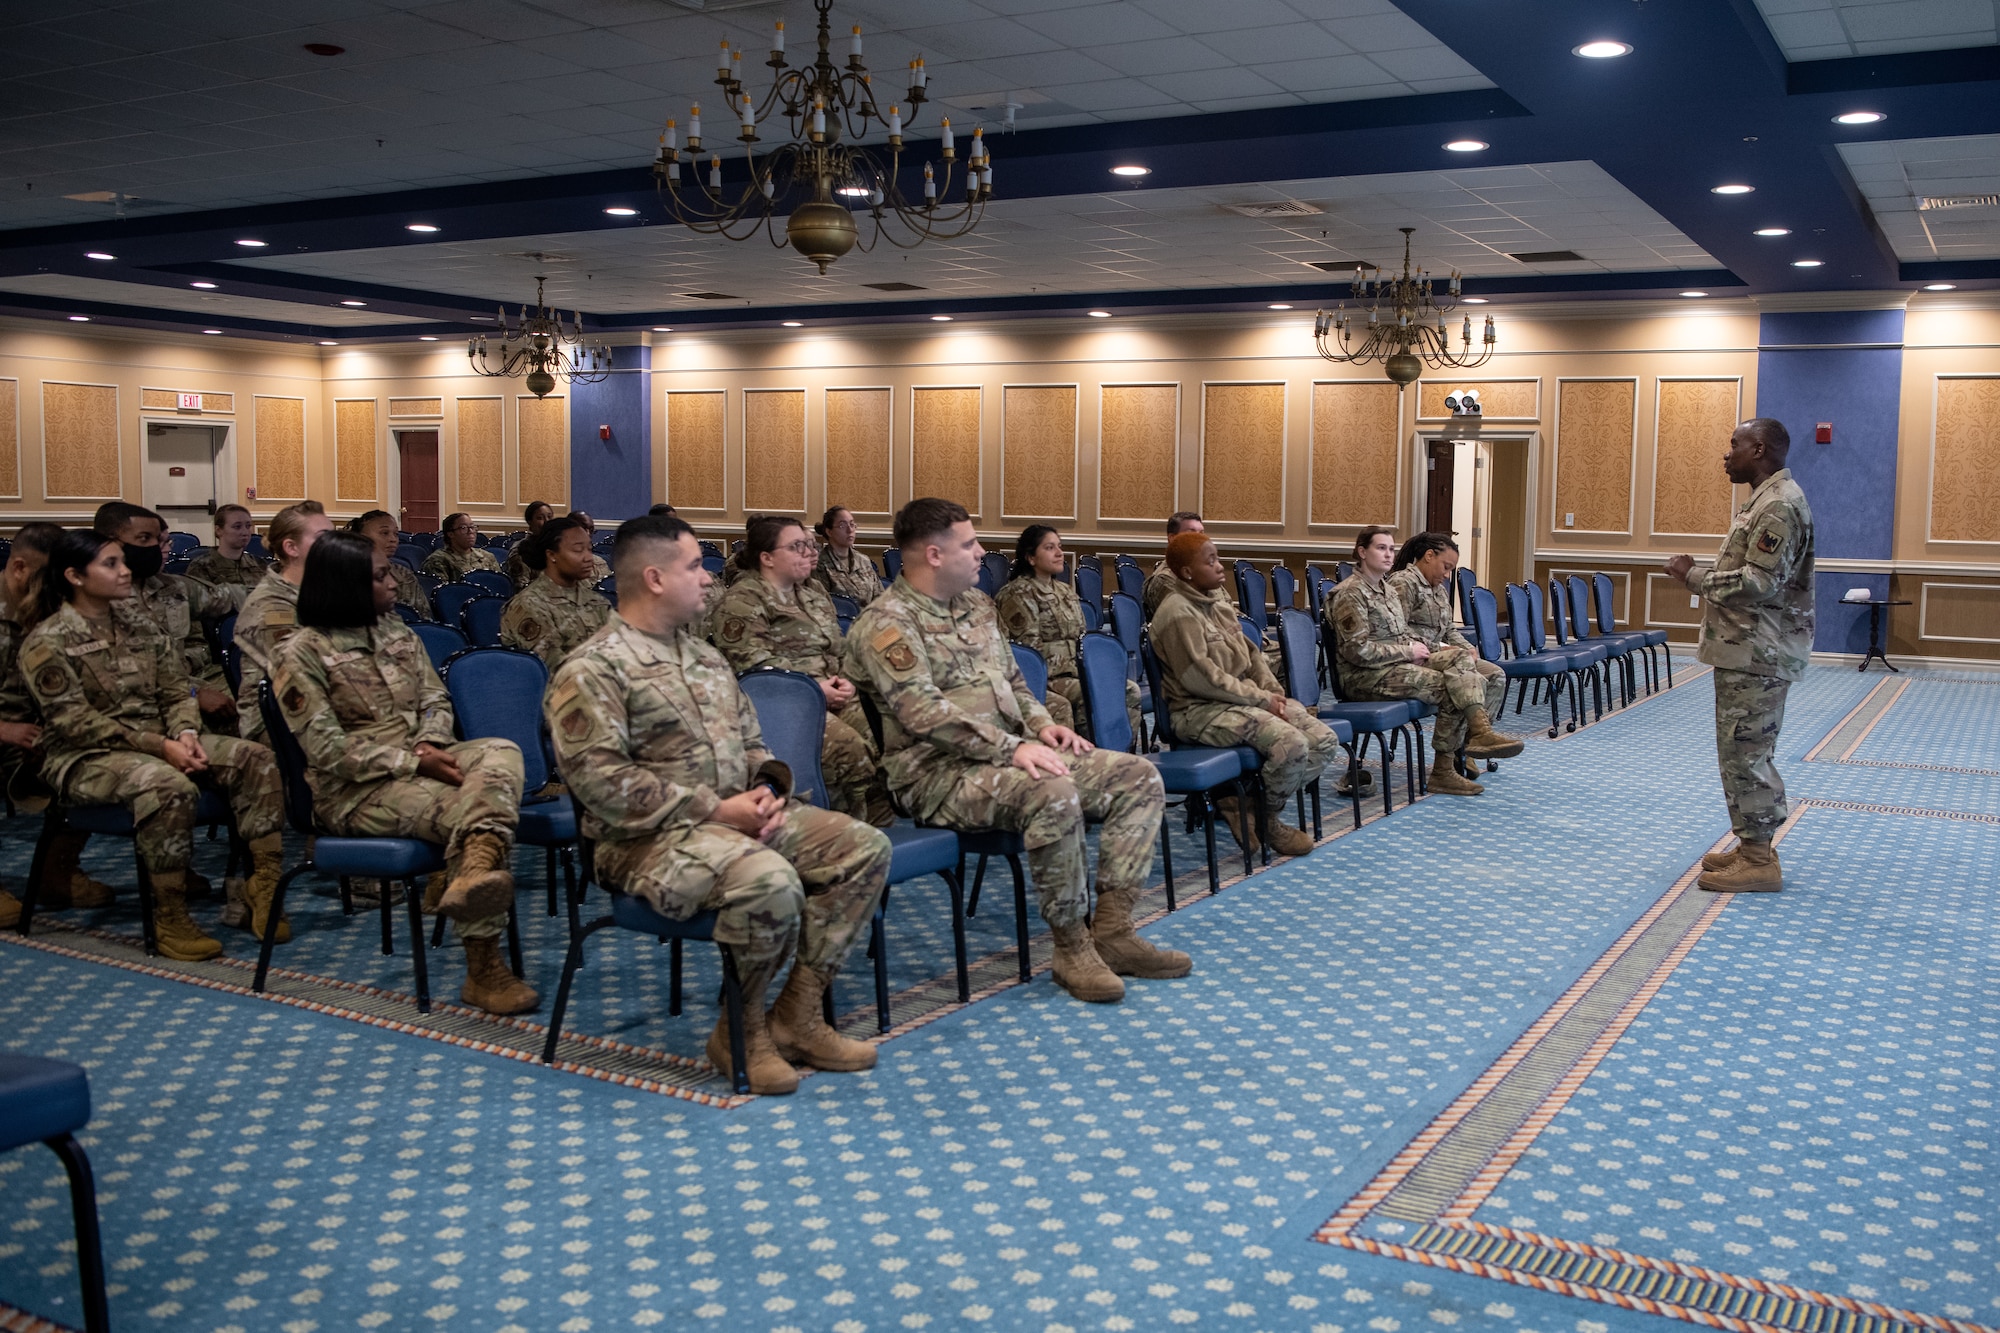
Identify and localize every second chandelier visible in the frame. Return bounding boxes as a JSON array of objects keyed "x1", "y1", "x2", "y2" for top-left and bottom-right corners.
[{"x1": 1312, "y1": 228, "x2": 1497, "y2": 384}]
